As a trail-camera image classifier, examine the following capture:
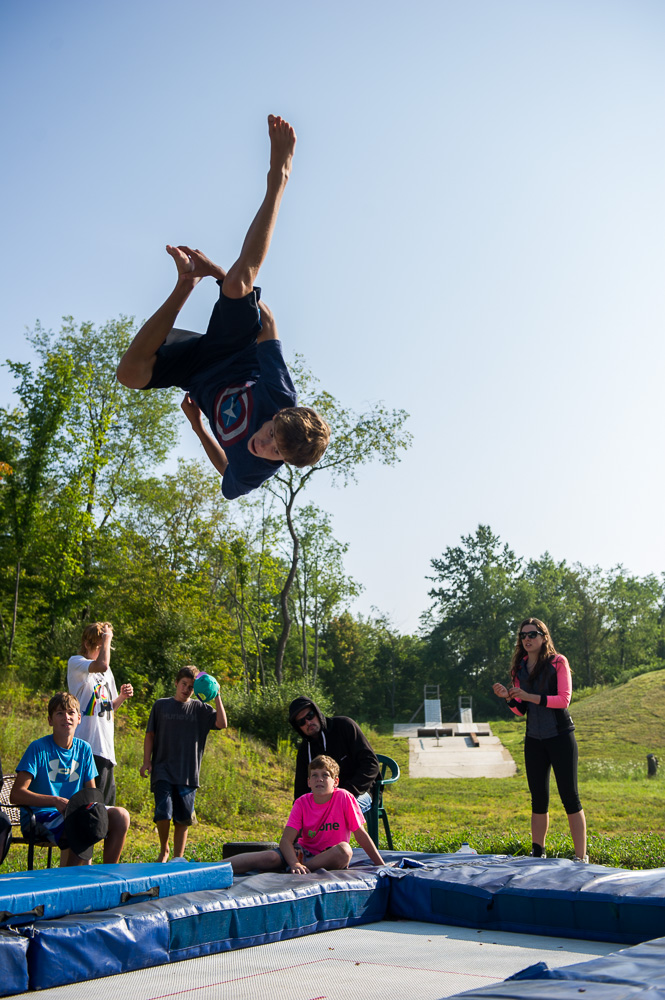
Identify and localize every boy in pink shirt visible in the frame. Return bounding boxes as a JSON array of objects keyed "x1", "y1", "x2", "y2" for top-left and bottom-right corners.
[{"x1": 231, "y1": 755, "x2": 384, "y2": 874}]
